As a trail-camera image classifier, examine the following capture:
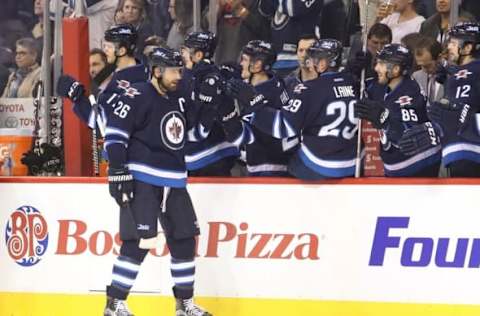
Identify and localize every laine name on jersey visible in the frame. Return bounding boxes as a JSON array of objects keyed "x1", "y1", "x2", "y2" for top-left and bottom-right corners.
[{"x1": 333, "y1": 85, "x2": 355, "y2": 98}]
